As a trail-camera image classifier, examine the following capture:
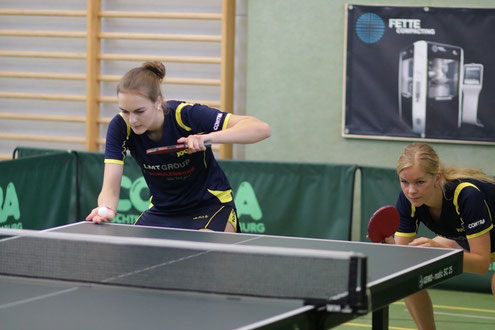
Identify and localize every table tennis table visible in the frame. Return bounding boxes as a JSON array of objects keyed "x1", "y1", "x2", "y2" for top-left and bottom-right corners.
[{"x1": 0, "y1": 222, "x2": 462, "y2": 330}]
